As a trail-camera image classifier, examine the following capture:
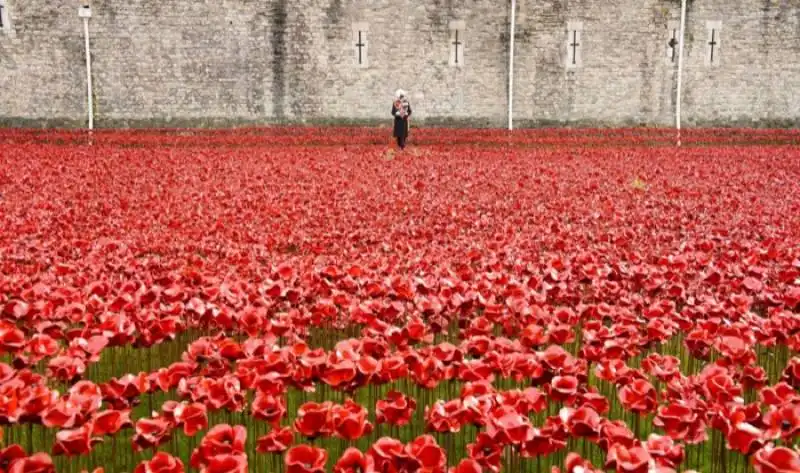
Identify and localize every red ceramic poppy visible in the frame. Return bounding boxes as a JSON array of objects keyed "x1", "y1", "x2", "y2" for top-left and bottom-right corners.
[
  {"x1": 715, "y1": 335, "x2": 756, "y2": 366},
  {"x1": 521, "y1": 324, "x2": 548, "y2": 348},
  {"x1": 752, "y1": 445, "x2": 800, "y2": 473},
  {"x1": 425, "y1": 399, "x2": 464, "y2": 433},
  {"x1": 644, "y1": 434, "x2": 685, "y2": 468},
  {"x1": 24, "y1": 334, "x2": 59, "y2": 364},
  {"x1": 761, "y1": 382, "x2": 800, "y2": 407},
  {"x1": 377, "y1": 356, "x2": 409, "y2": 383},
  {"x1": 0, "y1": 322, "x2": 25, "y2": 354},
  {"x1": 763, "y1": 402, "x2": 800, "y2": 440},
  {"x1": 285, "y1": 445, "x2": 328, "y2": 473},
  {"x1": 605, "y1": 444, "x2": 652, "y2": 473},
  {"x1": 575, "y1": 388, "x2": 610, "y2": 415},
  {"x1": 153, "y1": 362, "x2": 198, "y2": 392},
  {"x1": 594, "y1": 360, "x2": 644, "y2": 386},
  {"x1": 783, "y1": 358, "x2": 800, "y2": 389},
  {"x1": 52, "y1": 424, "x2": 101, "y2": 456},
  {"x1": 71, "y1": 336, "x2": 109, "y2": 363},
  {"x1": 0, "y1": 444, "x2": 27, "y2": 471},
  {"x1": 405, "y1": 315, "x2": 430, "y2": 343},
  {"x1": 558, "y1": 453, "x2": 603, "y2": 473},
  {"x1": 40, "y1": 399, "x2": 81, "y2": 429},
  {"x1": 320, "y1": 359, "x2": 357, "y2": 389},
  {"x1": 725, "y1": 421, "x2": 766, "y2": 455},
  {"x1": 202, "y1": 376, "x2": 246, "y2": 411},
  {"x1": 566, "y1": 406, "x2": 602, "y2": 440},
  {"x1": 102, "y1": 373, "x2": 151, "y2": 406},
  {"x1": 618, "y1": 379, "x2": 658, "y2": 414},
  {"x1": 331, "y1": 399, "x2": 373, "y2": 441},
  {"x1": 685, "y1": 329, "x2": 713, "y2": 360},
  {"x1": 177, "y1": 402, "x2": 208, "y2": 437},
  {"x1": 190, "y1": 424, "x2": 246, "y2": 469},
  {"x1": 702, "y1": 367, "x2": 742, "y2": 404},
  {"x1": 411, "y1": 356, "x2": 446, "y2": 389},
  {"x1": 293, "y1": 402, "x2": 333, "y2": 439},
  {"x1": 486, "y1": 406, "x2": 534, "y2": 445},
  {"x1": 91, "y1": 409, "x2": 132, "y2": 436},
  {"x1": 256, "y1": 427, "x2": 294, "y2": 454},
  {"x1": 133, "y1": 452, "x2": 185, "y2": 473},
  {"x1": 547, "y1": 324, "x2": 576, "y2": 345},
  {"x1": 46, "y1": 356, "x2": 86, "y2": 383},
  {"x1": 132, "y1": 417, "x2": 173, "y2": 452},
  {"x1": 598, "y1": 420, "x2": 637, "y2": 452},
  {"x1": 367, "y1": 437, "x2": 409, "y2": 473},
  {"x1": 520, "y1": 424, "x2": 568, "y2": 458},
  {"x1": 7, "y1": 453, "x2": 56, "y2": 473},
  {"x1": 199, "y1": 453, "x2": 247, "y2": 473},
  {"x1": 448, "y1": 458, "x2": 483, "y2": 473},
  {"x1": 66, "y1": 381, "x2": 102, "y2": 413},
  {"x1": 1, "y1": 301, "x2": 29, "y2": 321},
  {"x1": 406, "y1": 435, "x2": 447, "y2": 473},
  {"x1": 641, "y1": 354, "x2": 682, "y2": 382},
  {"x1": 742, "y1": 365, "x2": 769, "y2": 389},
  {"x1": 466, "y1": 433, "x2": 503, "y2": 473},
  {"x1": 548, "y1": 376, "x2": 580, "y2": 403},
  {"x1": 333, "y1": 448, "x2": 373, "y2": 473},
  {"x1": 251, "y1": 392, "x2": 286, "y2": 428},
  {"x1": 376, "y1": 391, "x2": 416, "y2": 426}
]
